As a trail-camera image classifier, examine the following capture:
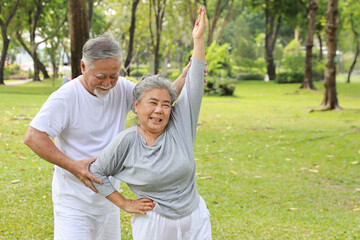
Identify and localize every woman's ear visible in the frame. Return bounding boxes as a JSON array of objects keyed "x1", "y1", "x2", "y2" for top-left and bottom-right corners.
[{"x1": 134, "y1": 99, "x2": 138, "y2": 114}]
